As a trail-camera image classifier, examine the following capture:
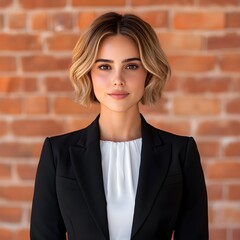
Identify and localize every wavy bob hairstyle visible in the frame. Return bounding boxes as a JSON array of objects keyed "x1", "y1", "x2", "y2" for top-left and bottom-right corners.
[{"x1": 70, "y1": 12, "x2": 171, "y2": 106}]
